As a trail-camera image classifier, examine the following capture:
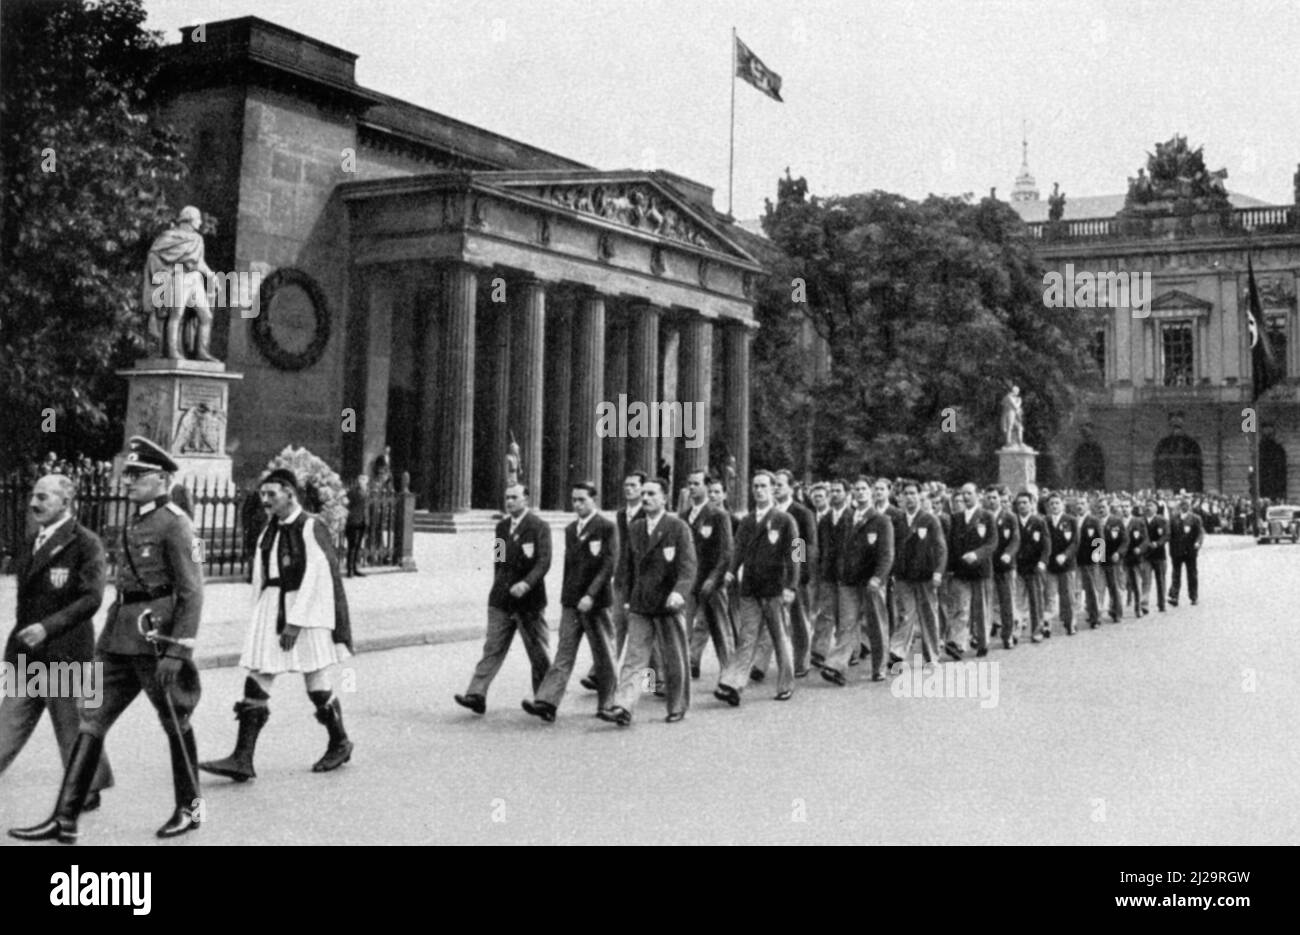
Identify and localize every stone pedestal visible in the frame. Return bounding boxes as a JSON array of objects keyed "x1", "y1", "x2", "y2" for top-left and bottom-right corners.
[
  {"x1": 998, "y1": 445, "x2": 1038, "y2": 496},
  {"x1": 116, "y1": 358, "x2": 243, "y2": 486}
]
